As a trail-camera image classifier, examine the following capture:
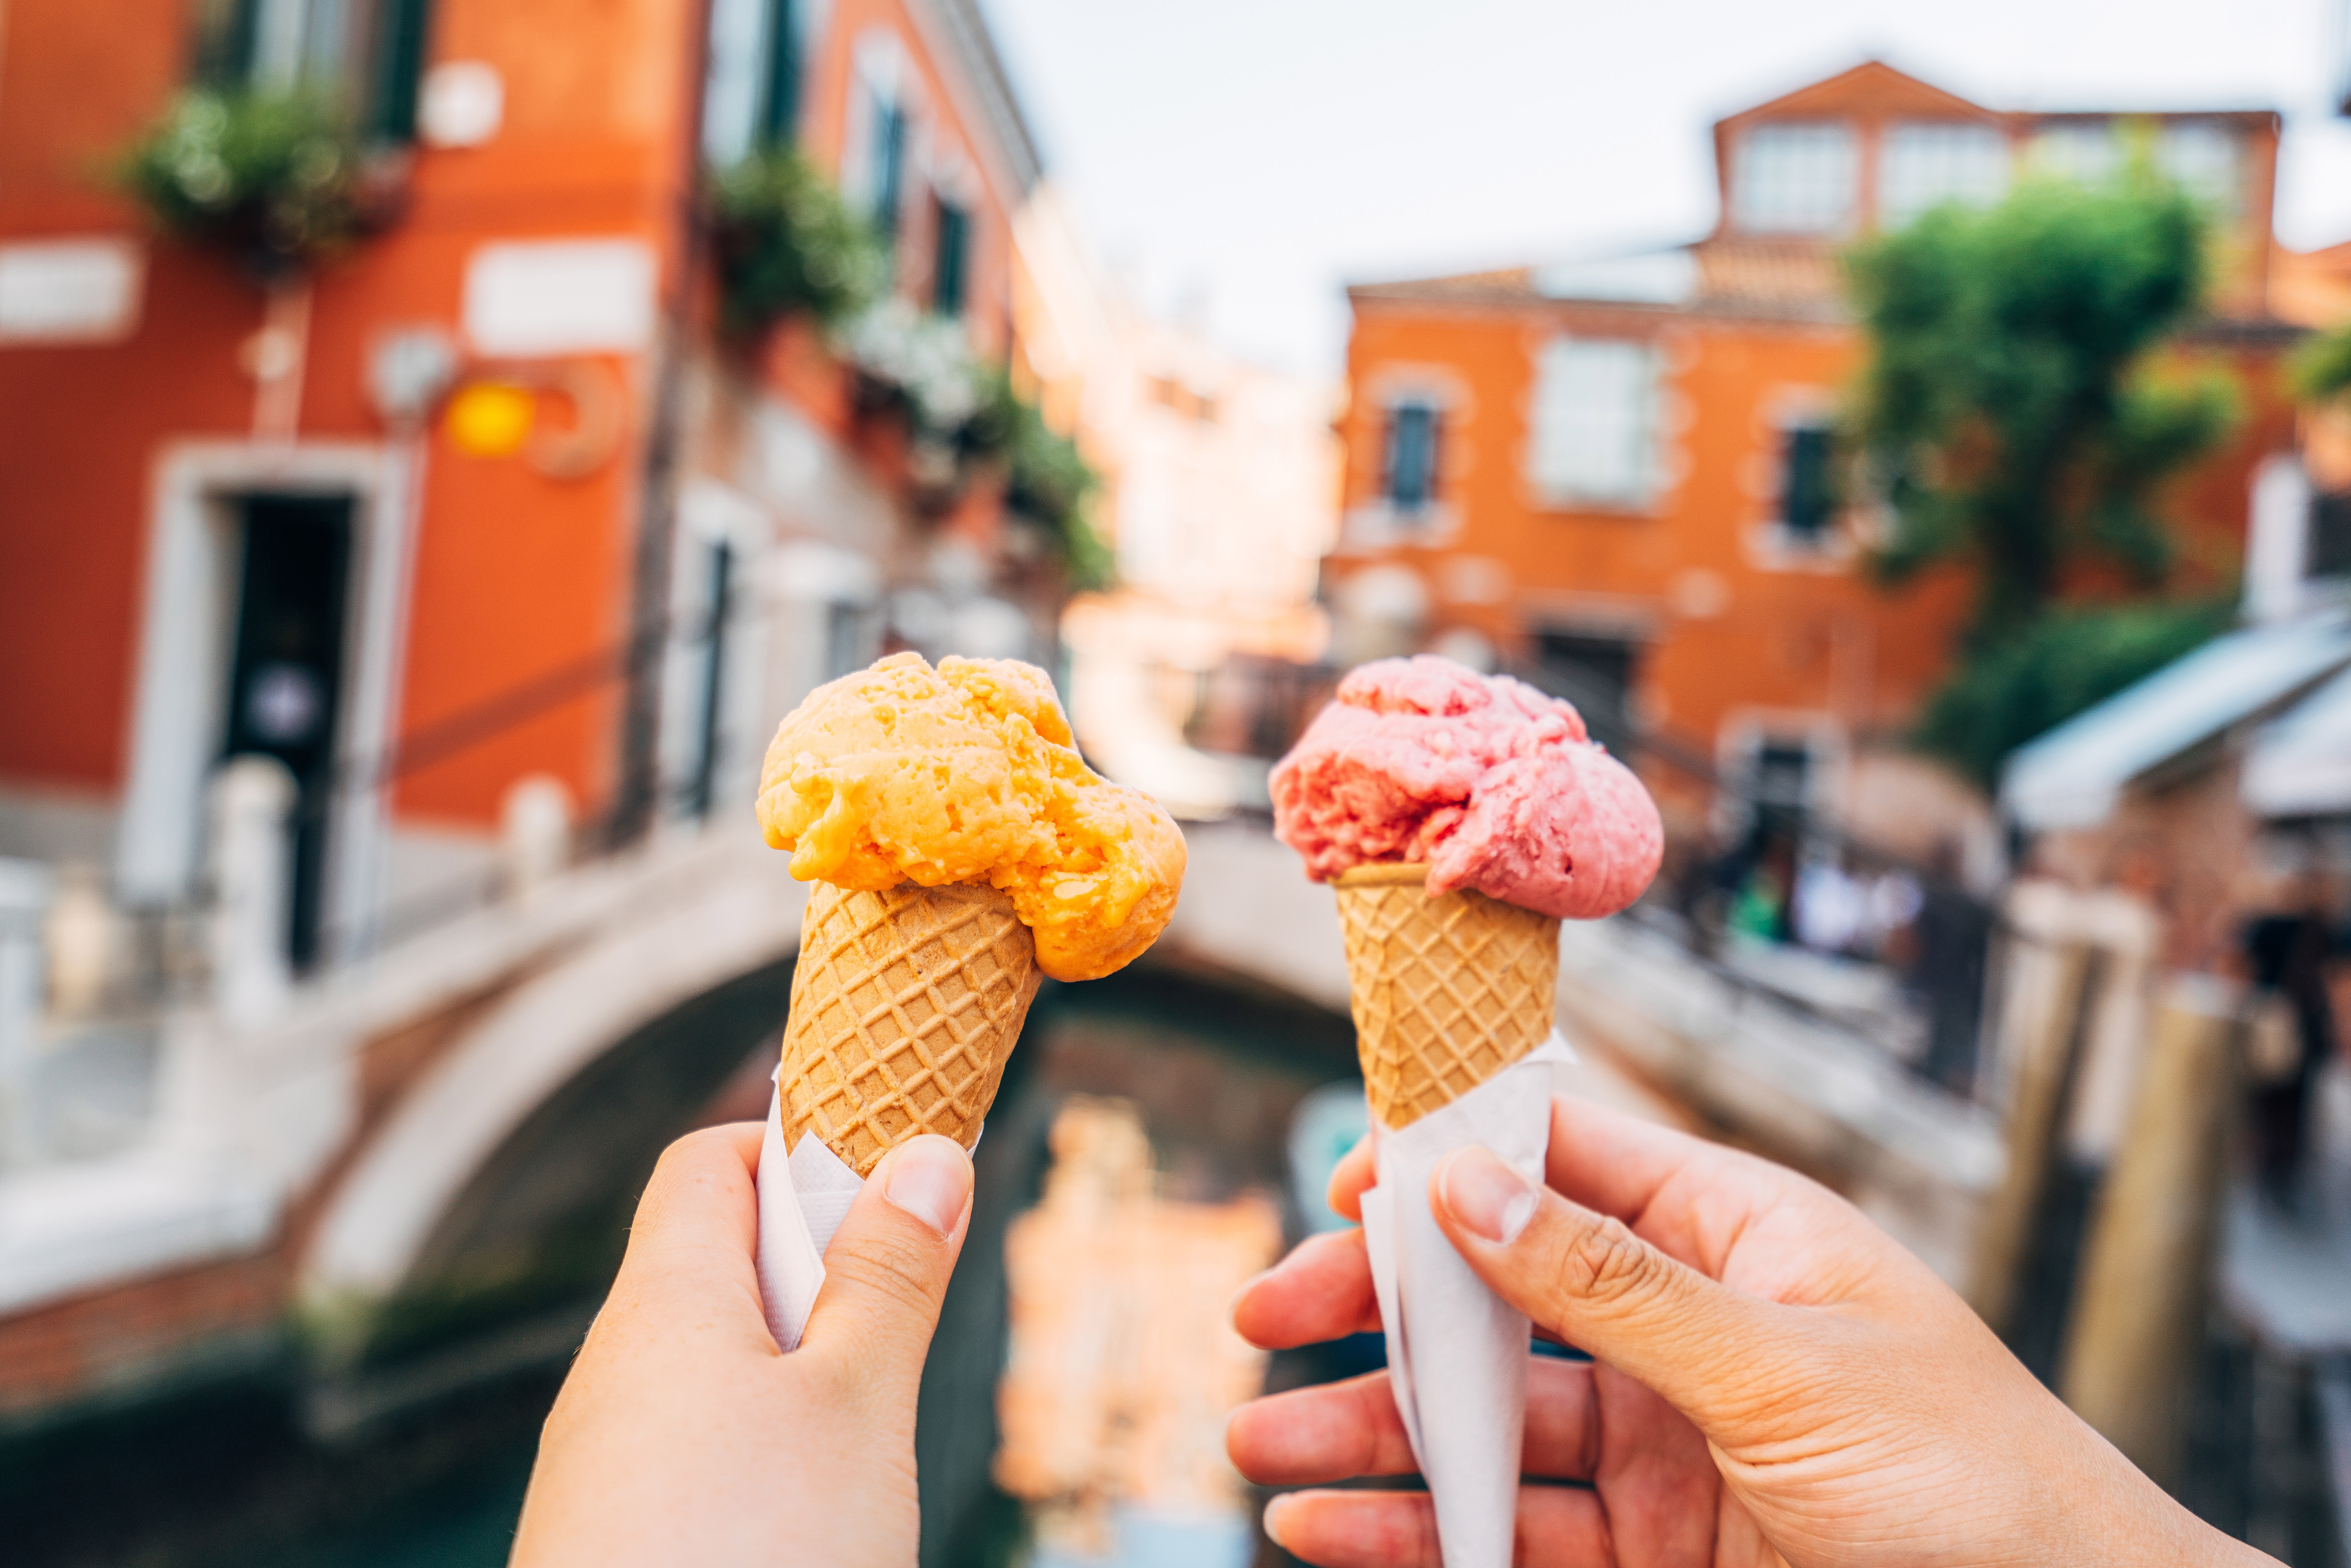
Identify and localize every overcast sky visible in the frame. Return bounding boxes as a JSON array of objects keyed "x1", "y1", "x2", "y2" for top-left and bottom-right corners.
[{"x1": 979, "y1": 0, "x2": 2351, "y2": 376}]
